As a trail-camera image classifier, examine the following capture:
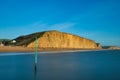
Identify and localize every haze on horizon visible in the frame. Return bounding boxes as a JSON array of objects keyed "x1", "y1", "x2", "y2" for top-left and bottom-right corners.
[{"x1": 0, "y1": 0, "x2": 120, "y2": 47}]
